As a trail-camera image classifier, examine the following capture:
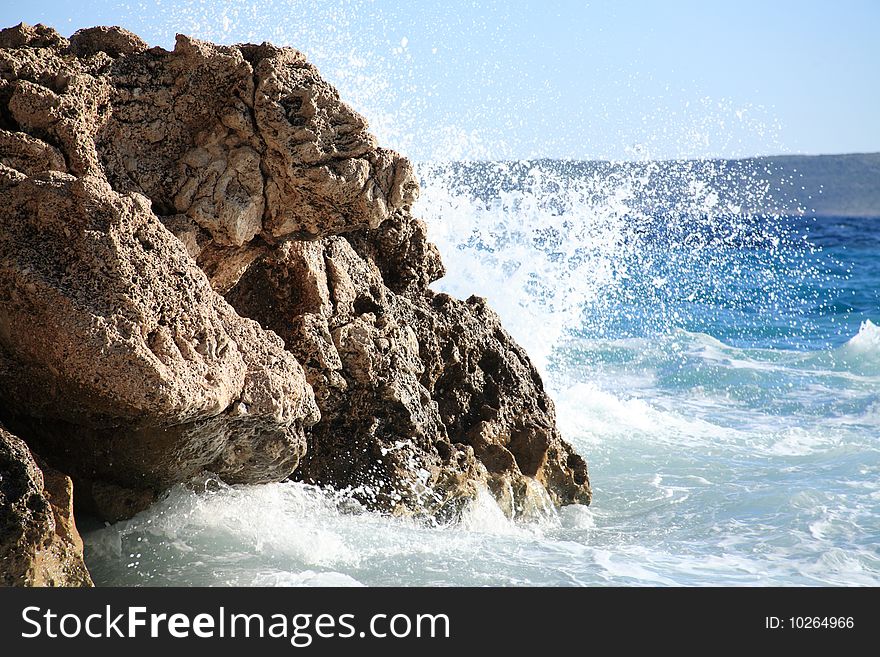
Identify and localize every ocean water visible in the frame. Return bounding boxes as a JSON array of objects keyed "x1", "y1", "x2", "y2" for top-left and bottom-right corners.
[{"x1": 84, "y1": 160, "x2": 880, "y2": 586}]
